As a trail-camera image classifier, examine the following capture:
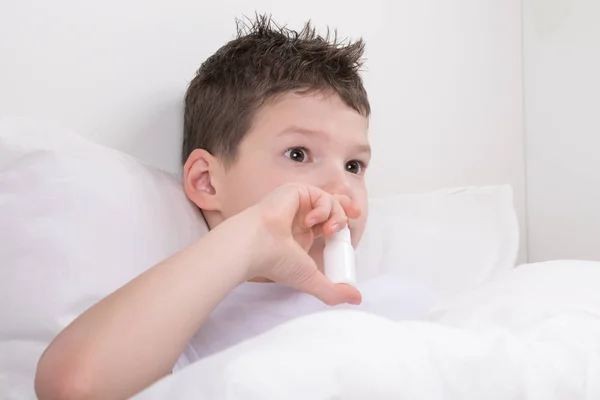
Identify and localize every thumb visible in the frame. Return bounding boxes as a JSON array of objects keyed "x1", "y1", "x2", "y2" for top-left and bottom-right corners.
[{"x1": 293, "y1": 268, "x2": 363, "y2": 306}]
